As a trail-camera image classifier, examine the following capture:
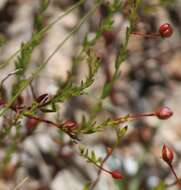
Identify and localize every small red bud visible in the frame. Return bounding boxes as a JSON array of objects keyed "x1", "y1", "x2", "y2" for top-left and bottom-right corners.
[
  {"x1": 26, "y1": 117, "x2": 39, "y2": 130},
  {"x1": 63, "y1": 120, "x2": 77, "y2": 131},
  {"x1": 155, "y1": 106, "x2": 173, "y2": 120},
  {"x1": 0, "y1": 99, "x2": 5, "y2": 106},
  {"x1": 36, "y1": 93, "x2": 49, "y2": 104},
  {"x1": 106, "y1": 147, "x2": 113, "y2": 155},
  {"x1": 159, "y1": 23, "x2": 173, "y2": 38},
  {"x1": 111, "y1": 170, "x2": 124, "y2": 180},
  {"x1": 16, "y1": 95, "x2": 24, "y2": 105},
  {"x1": 103, "y1": 30, "x2": 115, "y2": 46},
  {"x1": 162, "y1": 144, "x2": 174, "y2": 165}
]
